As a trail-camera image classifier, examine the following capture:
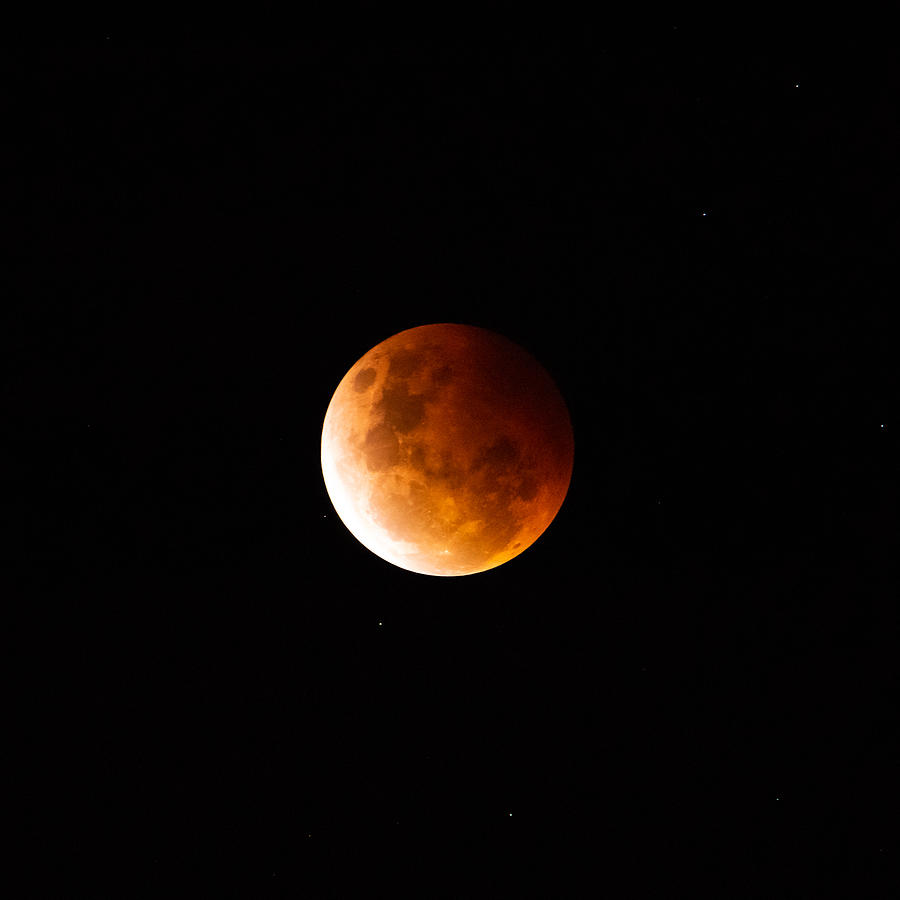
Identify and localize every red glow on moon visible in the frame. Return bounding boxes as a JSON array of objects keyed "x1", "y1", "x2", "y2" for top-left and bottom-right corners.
[{"x1": 321, "y1": 323, "x2": 574, "y2": 576}]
